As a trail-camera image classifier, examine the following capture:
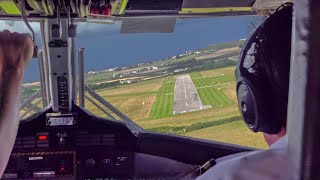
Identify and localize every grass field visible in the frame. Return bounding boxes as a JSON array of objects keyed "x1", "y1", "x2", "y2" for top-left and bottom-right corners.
[
  {"x1": 191, "y1": 68, "x2": 236, "y2": 110},
  {"x1": 190, "y1": 72, "x2": 203, "y2": 79},
  {"x1": 85, "y1": 76, "x2": 175, "y2": 121},
  {"x1": 192, "y1": 74, "x2": 235, "y2": 88},
  {"x1": 149, "y1": 77, "x2": 175, "y2": 119},
  {"x1": 197, "y1": 88, "x2": 233, "y2": 107},
  {"x1": 83, "y1": 67, "x2": 267, "y2": 149},
  {"x1": 185, "y1": 119, "x2": 268, "y2": 148},
  {"x1": 84, "y1": 76, "x2": 166, "y2": 118},
  {"x1": 96, "y1": 78, "x2": 163, "y2": 97},
  {"x1": 221, "y1": 84, "x2": 237, "y2": 102},
  {"x1": 85, "y1": 94, "x2": 157, "y2": 120},
  {"x1": 139, "y1": 106, "x2": 240, "y2": 130},
  {"x1": 200, "y1": 66, "x2": 236, "y2": 77}
]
